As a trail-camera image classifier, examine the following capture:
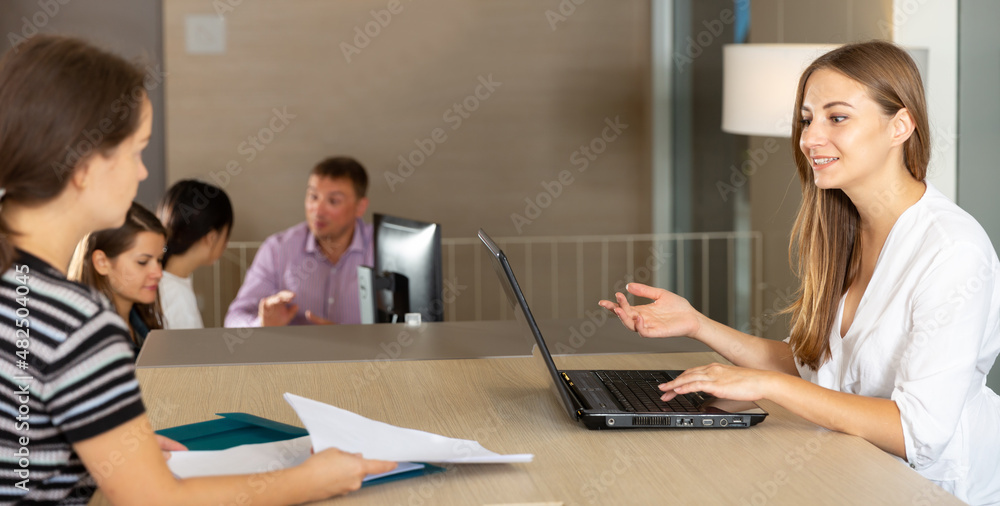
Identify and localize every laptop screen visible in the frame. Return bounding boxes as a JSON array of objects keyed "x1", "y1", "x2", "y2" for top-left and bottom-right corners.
[{"x1": 478, "y1": 230, "x2": 581, "y2": 420}]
